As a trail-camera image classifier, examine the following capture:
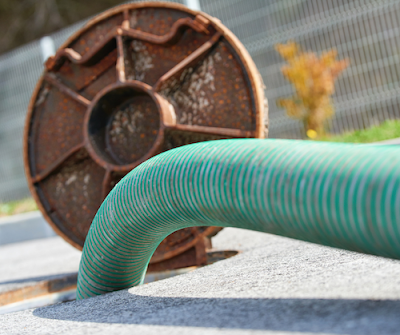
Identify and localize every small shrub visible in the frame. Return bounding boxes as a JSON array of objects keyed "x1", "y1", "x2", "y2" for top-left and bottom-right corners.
[{"x1": 275, "y1": 41, "x2": 349, "y2": 137}]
